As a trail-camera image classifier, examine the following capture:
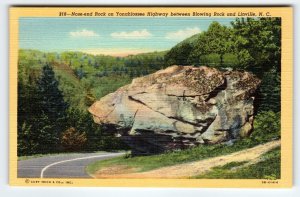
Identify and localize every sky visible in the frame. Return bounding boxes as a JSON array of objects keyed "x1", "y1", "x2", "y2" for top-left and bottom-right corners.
[{"x1": 19, "y1": 17, "x2": 235, "y2": 56}]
